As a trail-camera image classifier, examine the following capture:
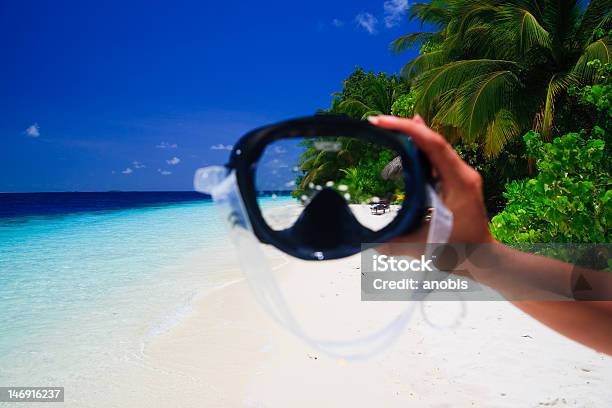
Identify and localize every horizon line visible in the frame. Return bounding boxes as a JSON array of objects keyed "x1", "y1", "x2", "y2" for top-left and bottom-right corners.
[{"x1": 0, "y1": 189, "x2": 295, "y2": 194}]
